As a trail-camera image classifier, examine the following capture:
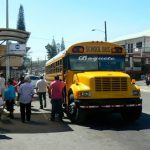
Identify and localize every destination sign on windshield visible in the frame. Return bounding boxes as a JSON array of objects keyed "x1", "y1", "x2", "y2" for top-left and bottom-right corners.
[{"x1": 78, "y1": 55, "x2": 115, "y2": 61}]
